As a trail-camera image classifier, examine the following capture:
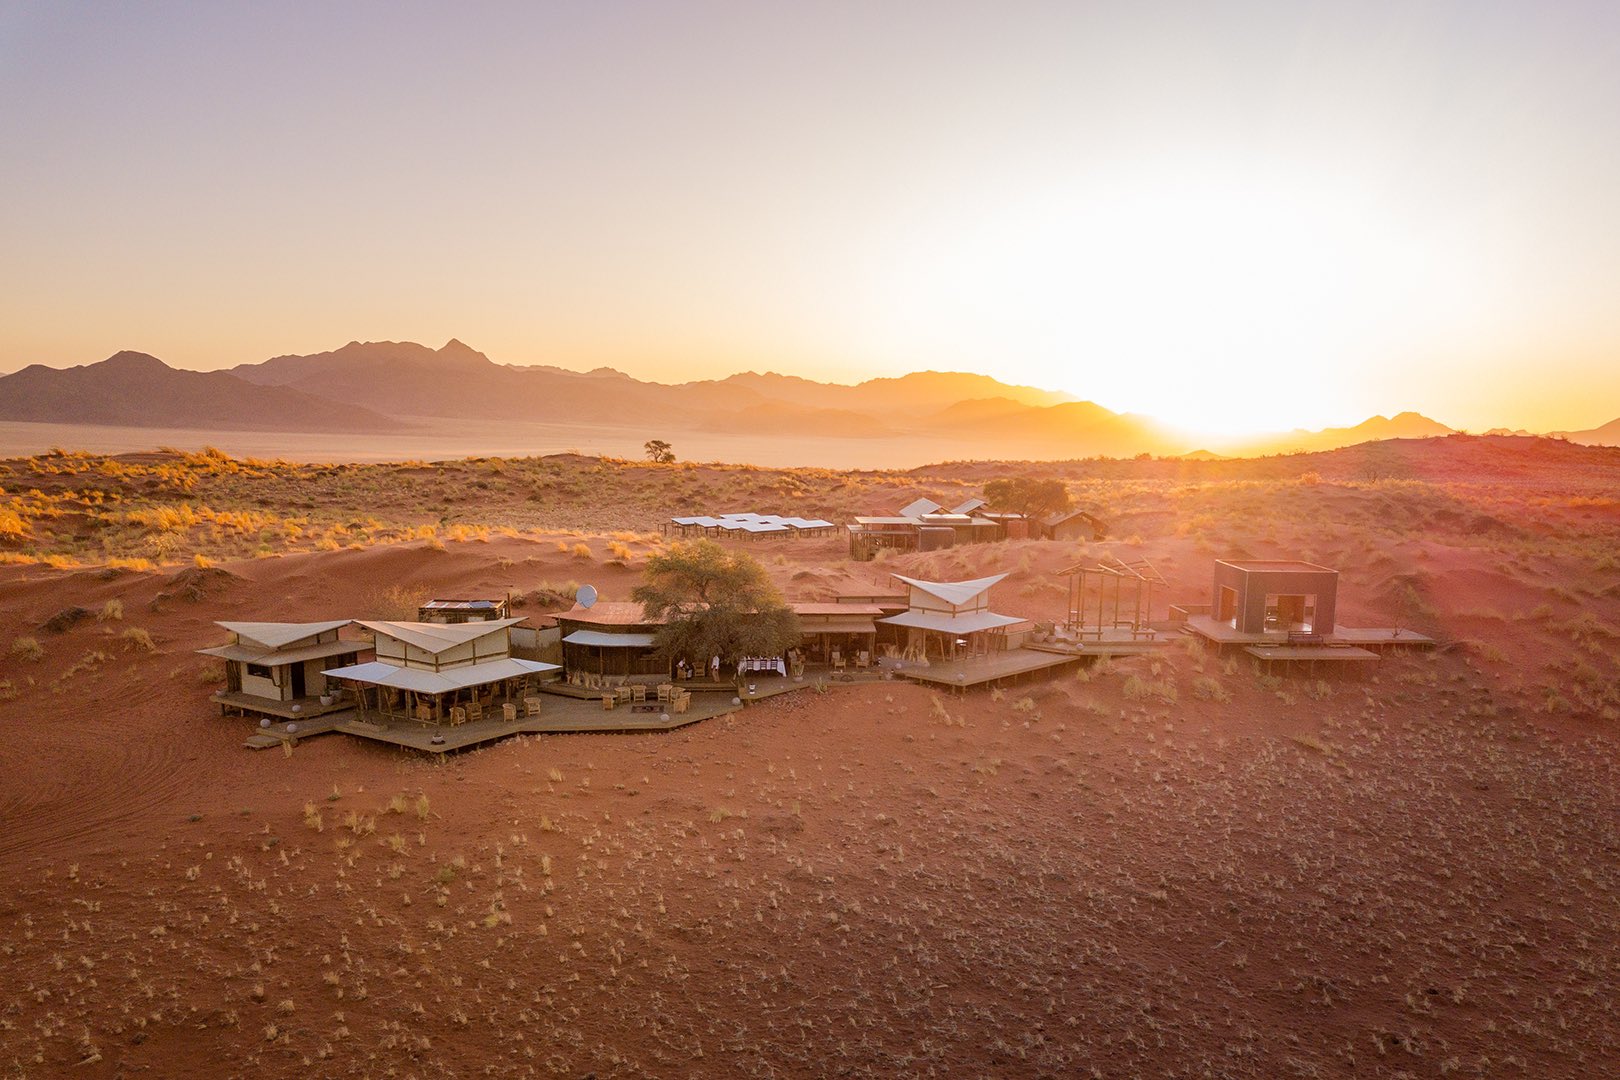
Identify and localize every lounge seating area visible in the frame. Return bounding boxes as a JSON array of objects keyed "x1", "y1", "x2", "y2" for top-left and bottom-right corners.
[{"x1": 600, "y1": 682, "x2": 691, "y2": 714}]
